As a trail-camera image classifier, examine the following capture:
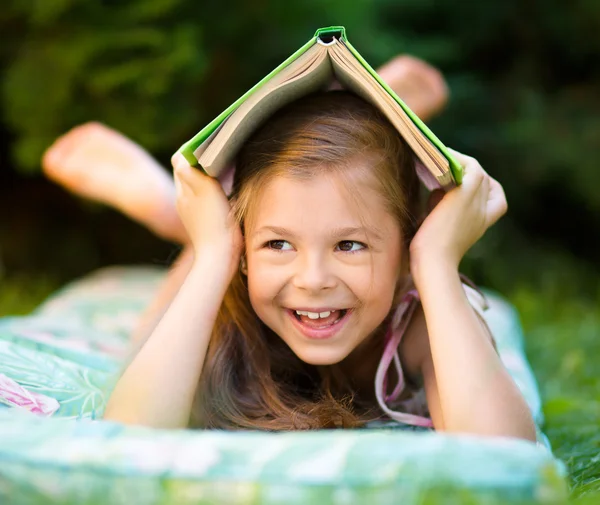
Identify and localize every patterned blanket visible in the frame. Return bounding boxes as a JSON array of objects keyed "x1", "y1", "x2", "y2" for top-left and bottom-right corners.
[{"x1": 0, "y1": 266, "x2": 568, "y2": 504}]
